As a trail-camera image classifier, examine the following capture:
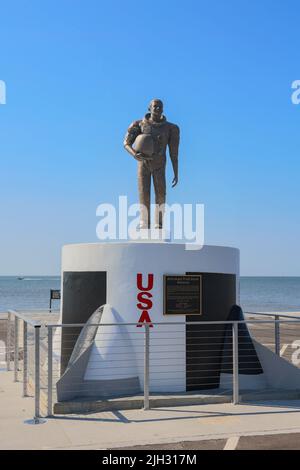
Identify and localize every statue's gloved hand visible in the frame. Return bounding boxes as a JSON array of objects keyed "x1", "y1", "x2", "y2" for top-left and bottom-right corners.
[{"x1": 172, "y1": 176, "x2": 178, "y2": 187}]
